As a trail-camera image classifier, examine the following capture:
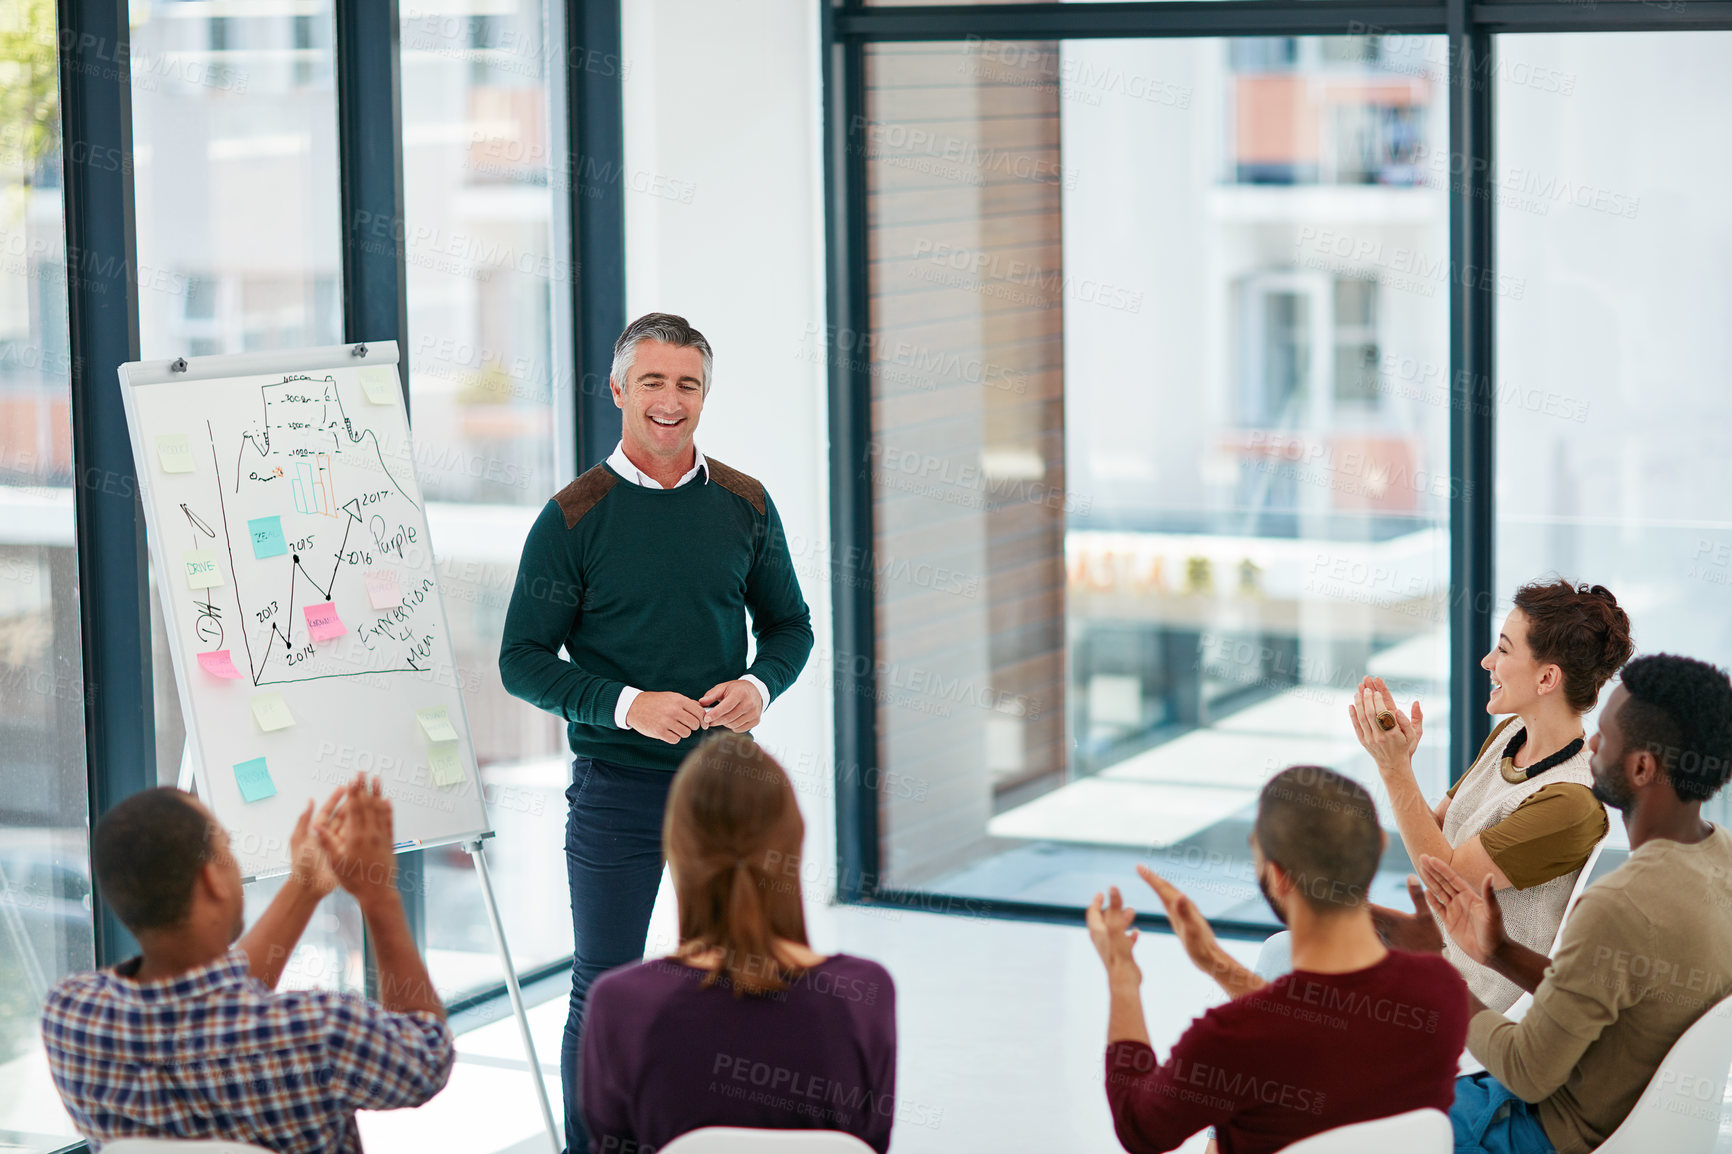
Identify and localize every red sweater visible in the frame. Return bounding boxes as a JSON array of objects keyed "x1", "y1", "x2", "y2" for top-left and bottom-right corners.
[{"x1": 1105, "y1": 950, "x2": 1468, "y2": 1154}]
